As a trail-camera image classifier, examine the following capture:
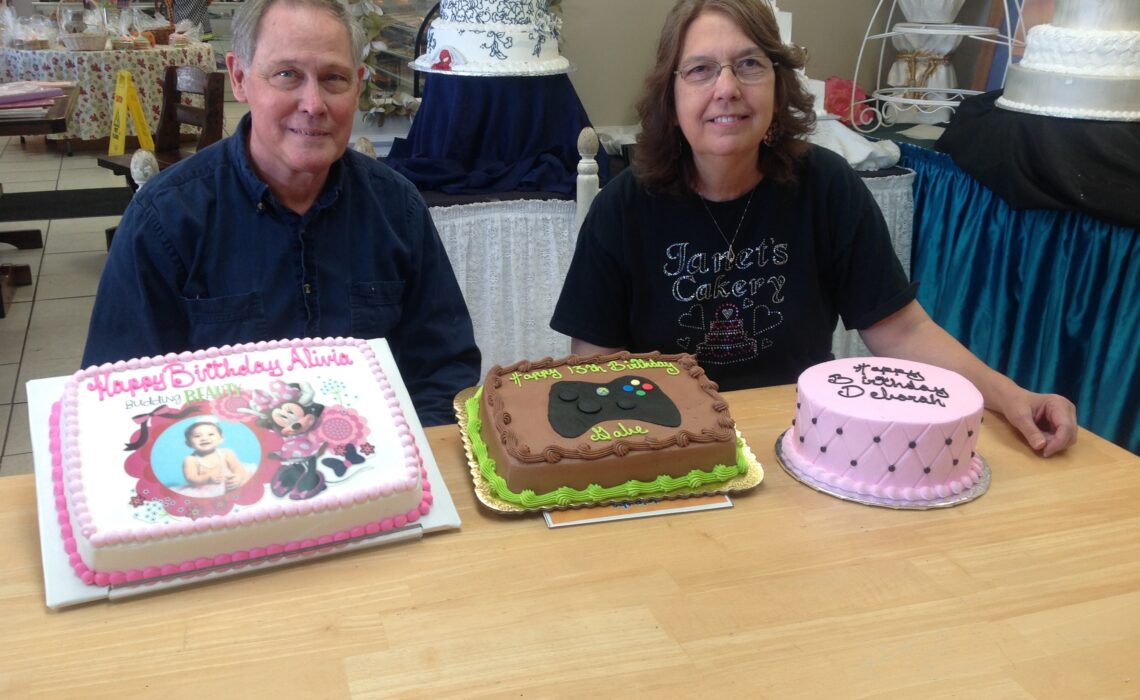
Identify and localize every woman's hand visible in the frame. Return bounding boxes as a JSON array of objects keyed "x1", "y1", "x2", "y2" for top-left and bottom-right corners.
[
  {"x1": 993, "y1": 385, "x2": 1078, "y2": 457},
  {"x1": 861, "y1": 301, "x2": 1078, "y2": 457}
]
